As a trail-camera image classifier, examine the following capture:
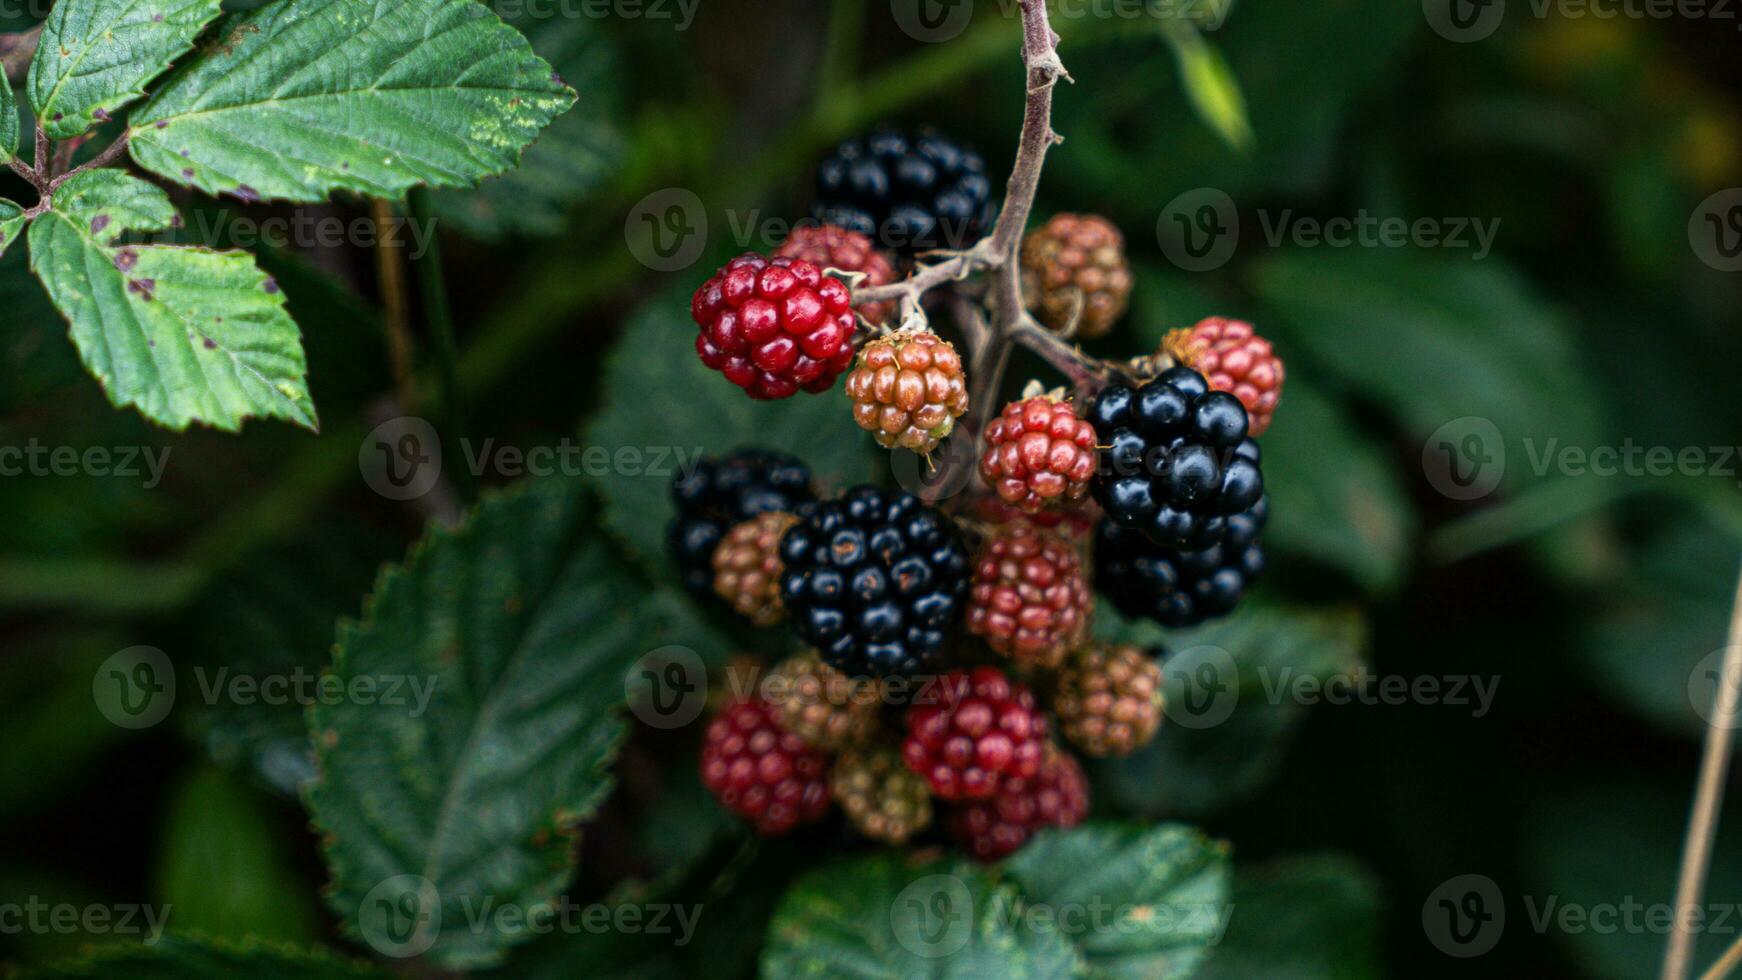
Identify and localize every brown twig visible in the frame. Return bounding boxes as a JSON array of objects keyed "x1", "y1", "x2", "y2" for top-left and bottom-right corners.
[
  {"x1": 1699, "y1": 934, "x2": 1742, "y2": 980},
  {"x1": 372, "y1": 198, "x2": 418, "y2": 408},
  {"x1": 48, "y1": 132, "x2": 130, "y2": 190},
  {"x1": 1663, "y1": 565, "x2": 1742, "y2": 980}
]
